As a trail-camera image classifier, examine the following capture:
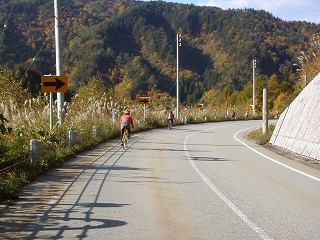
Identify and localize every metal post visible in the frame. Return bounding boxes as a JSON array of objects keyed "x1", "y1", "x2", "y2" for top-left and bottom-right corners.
[
  {"x1": 54, "y1": 0, "x2": 64, "y2": 124},
  {"x1": 50, "y1": 92, "x2": 53, "y2": 130},
  {"x1": 44, "y1": 74, "x2": 54, "y2": 129},
  {"x1": 262, "y1": 88, "x2": 268, "y2": 134},
  {"x1": 143, "y1": 104, "x2": 146, "y2": 121},
  {"x1": 252, "y1": 59, "x2": 256, "y2": 117},
  {"x1": 112, "y1": 109, "x2": 115, "y2": 127},
  {"x1": 225, "y1": 101, "x2": 228, "y2": 119}
]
